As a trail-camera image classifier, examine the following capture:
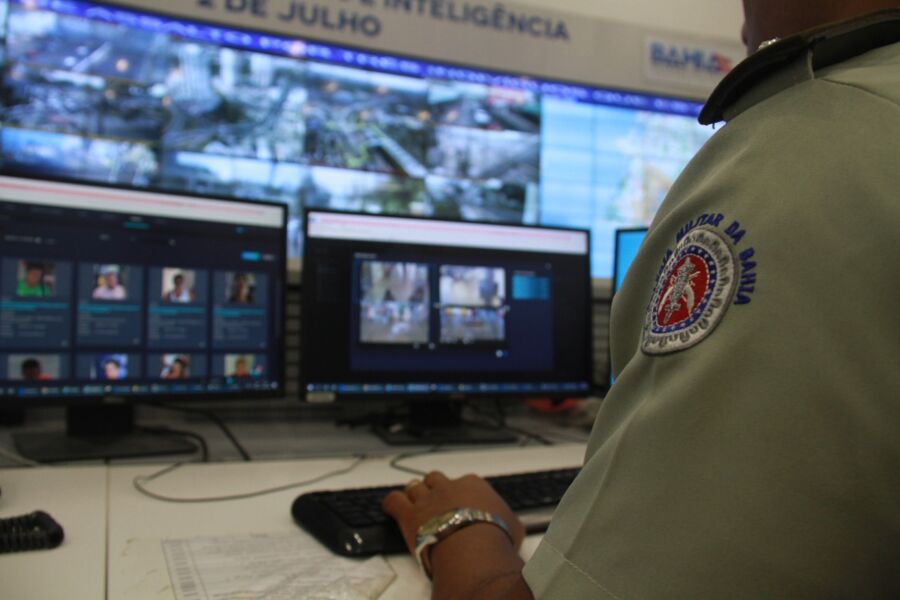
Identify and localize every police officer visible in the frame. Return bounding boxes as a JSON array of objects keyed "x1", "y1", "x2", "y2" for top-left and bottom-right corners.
[{"x1": 383, "y1": 1, "x2": 900, "y2": 598}]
